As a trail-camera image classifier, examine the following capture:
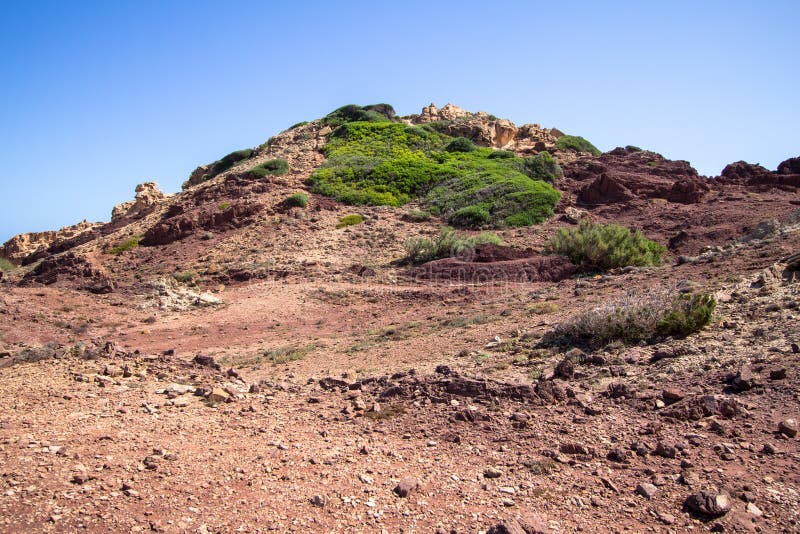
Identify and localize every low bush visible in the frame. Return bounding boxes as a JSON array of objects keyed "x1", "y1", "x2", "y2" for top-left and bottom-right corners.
[
  {"x1": 403, "y1": 227, "x2": 504, "y2": 264},
  {"x1": 249, "y1": 158, "x2": 289, "y2": 178},
  {"x1": 657, "y1": 293, "x2": 716, "y2": 337},
  {"x1": 516, "y1": 151, "x2": 563, "y2": 183},
  {"x1": 286, "y1": 192, "x2": 309, "y2": 208},
  {"x1": 109, "y1": 236, "x2": 141, "y2": 255},
  {"x1": 403, "y1": 209, "x2": 431, "y2": 222},
  {"x1": 264, "y1": 344, "x2": 315, "y2": 364},
  {"x1": 0, "y1": 257, "x2": 15, "y2": 271},
  {"x1": 173, "y1": 270, "x2": 198, "y2": 283},
  {"x1": 209, "y1": 148, "x2": 253, "y2": 178},
  {"x1": 488, "y1": 150, "x2": 516, "y2": 159},
  {"x1": 445, "y1": 137, "x2": 477, "y2": 153},
  {"x1": 552, "y1": 289, "x2": 715, "y2": 346},
  {"x1": 322, "y1": 104, "x2": 395, "y2": 127},
  {"x1": 336, "y1": 214, "x2": 364, "y2": 228},
  {"x1": 554, "y1": 135, "x2": 601, "y2": 156},
  {"x1": 218, "y1": 202, "x2": 230, "y2": 211},
  {"x1": 545, "y1": 221, "x2": 665, "y2": 271},
  {"x1": 448, "y1": 205, "x2": 490, "y2": 228}
]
